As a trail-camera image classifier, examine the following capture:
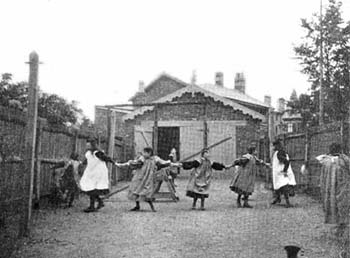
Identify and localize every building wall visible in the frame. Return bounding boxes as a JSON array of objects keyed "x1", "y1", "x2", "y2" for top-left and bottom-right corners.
[
  {"x1": 124, "y1": 92, "x2": 262, "y2": 161},
  {"x1": 131, "y1": 75, "x2": 186, "y2": 105}
]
